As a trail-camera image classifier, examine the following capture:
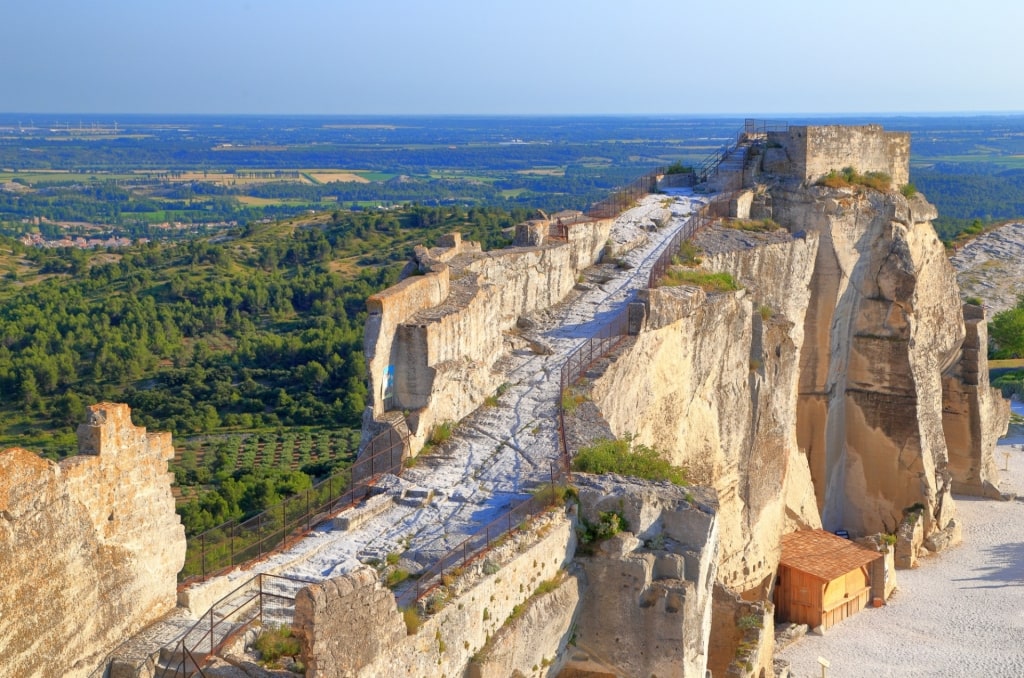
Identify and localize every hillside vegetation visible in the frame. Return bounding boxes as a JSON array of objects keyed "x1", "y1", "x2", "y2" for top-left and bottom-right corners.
[{"x1": 0, "y1": 204, "x2": 522, "y2": 532}]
